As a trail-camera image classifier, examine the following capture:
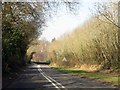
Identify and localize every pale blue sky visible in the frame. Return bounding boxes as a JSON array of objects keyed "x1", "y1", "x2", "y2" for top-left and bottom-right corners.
[{"x1": 39, "y1": 0, "x2": 117, "y2": 42}]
